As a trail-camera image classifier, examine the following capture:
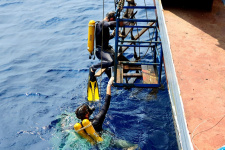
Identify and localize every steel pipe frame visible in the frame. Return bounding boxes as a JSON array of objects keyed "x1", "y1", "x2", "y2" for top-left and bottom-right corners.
[
  {"x1": 123, "y1": 6, "x2": 156, "y2": 9},
  {"x1": 113, "y1": 83, "x2": 161, "y2": 88},
  {"x1": 118, "y1": 40, "x2": 161, "y2": 44},
  {"x1": 119, "y1": 61, "x2": 160, "y2": 65},
  {"x1": 124, "y1": 25, "x2": 157, "y2": 28},
  {"x1": 113, "y1": 2, "x2": 163, "y2": 88},
  {"x1": 119, "y1": 19, "x2": 156, "y2": 22},
  {"x1": 118, "y1": 44, "x2": 154, "y2": 47}
]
